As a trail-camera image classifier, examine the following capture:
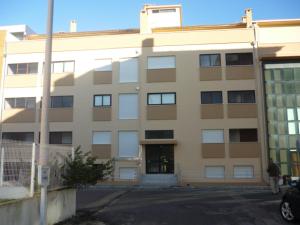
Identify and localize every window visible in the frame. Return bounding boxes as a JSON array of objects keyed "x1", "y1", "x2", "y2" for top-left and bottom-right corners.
[
  {"x1": 49, "y1": 132, "x2": 72, "y2": 144},
  {"x1": 4, "y1": 97, "x2": 35, "y2": 109},
  {"x1": 145, "y1": 130, "x2": 174, "y2": 139},
  {"x1": 119, "y1": 94, "x2": 138, "y2": 119},
  {"x1": 92, "y1": 132, "x2": 112, "y2": 144},
  {"x1": 118, "y1": 131, "x2": 139, "y2": 157},
  {"x1": 228, "y1": 91, "x2": 255, "y2": 103},
  {"x1": 8, "y1": 63, "x2": 38, "y2": 75},
  {"x1": 152, "y1": 8, "x2": 176, "y2": 13},
  {"x1": 50, "y1": 96, "x2": 73, "y2": 108},
  {"x1": 205, "y1": 166, "x2": 225, "y2": 178},
  {"x1": 200, "y1": 54, "x2": 221, "y2": 67},
  {"x1": 94, "y1": 59, "x2": 112, "y2": 71},
  {"x1": 201, "y1": 91, "x2": 222, "y2": 104},
  {"x1": 2, "y1": 132, "x2": 34, "y2": 142},
  {"x1": 229, "y1": 129, "x2": 258, "y2": 142},
  {"x1": 119, "y1": 168, "x2": 137, "y2": 180},
  {"x1": 226, "y1": 53, "x2": 253, "y2": 66},
  {"x1": 233, "y1": 166, "x2": 254, "y2": 178},
  {"x1": 148, "y1": 56, "x2": 175, "y2": 69},
  {"x1": 147, "y1": 93, "x2": 176, "y2": 105},
  {"x1": 202, "y1": 130, "x2": 224, "y2": 143},
  {"x1": 94, "y1": 95, "x2": 111, "y2": 107},
  {"x1": 119, "y1": 58, "x2": 138, "y2": 83},
  {"x1": 51, "y1": 61, "x2": 74, "y2": 73}
]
